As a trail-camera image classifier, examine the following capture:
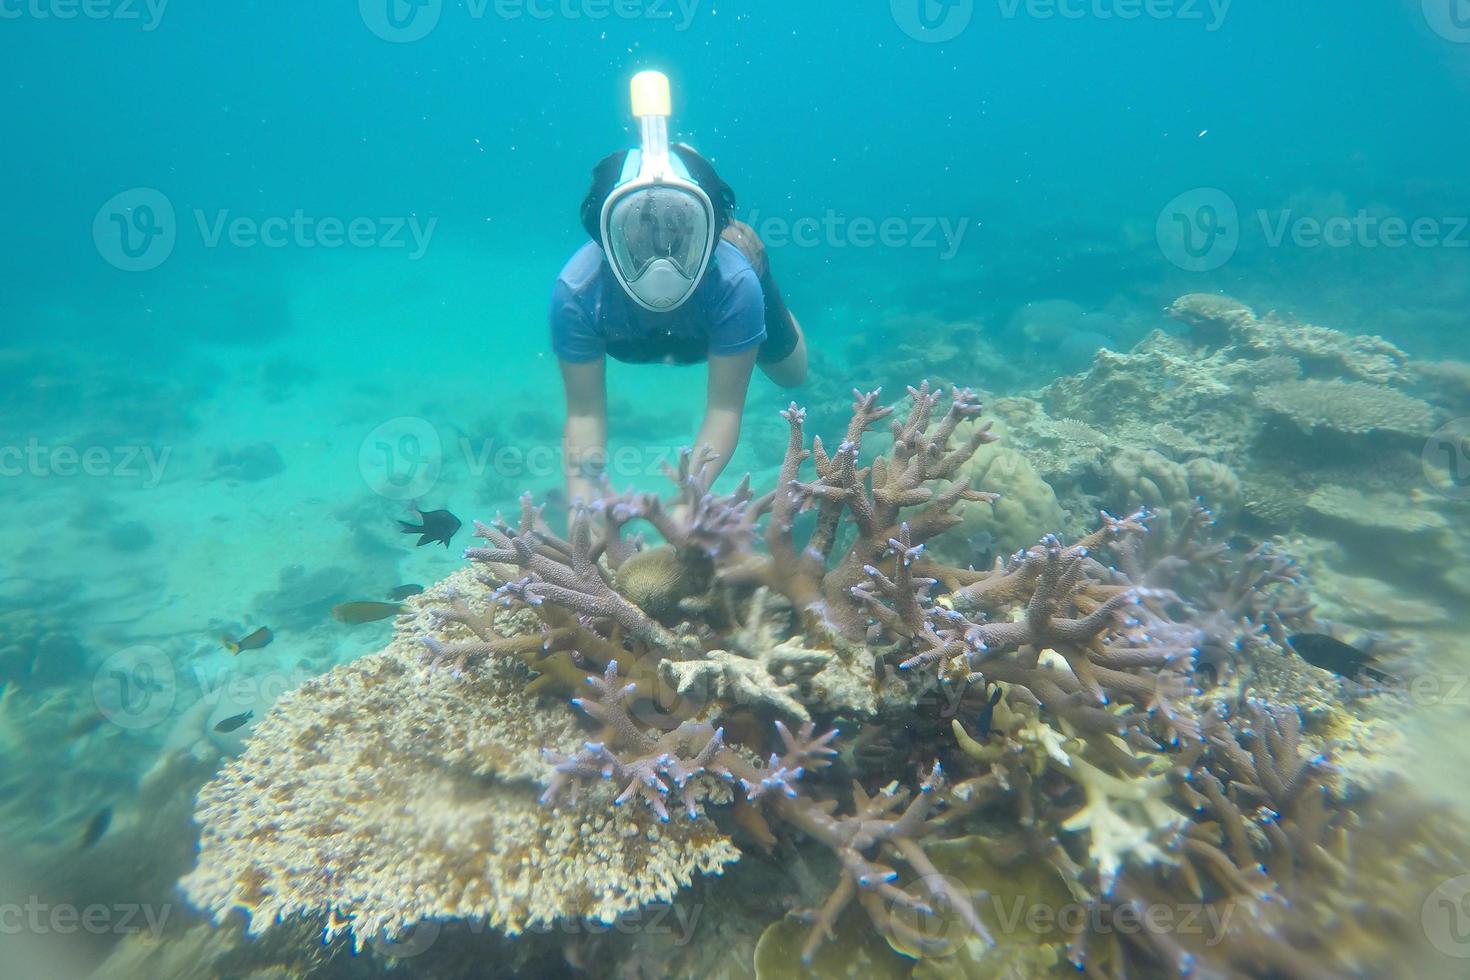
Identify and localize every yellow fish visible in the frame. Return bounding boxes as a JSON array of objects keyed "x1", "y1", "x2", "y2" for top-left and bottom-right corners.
[{"x1": 222, "y1": 626, "x2": 273, "y2": 654}]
